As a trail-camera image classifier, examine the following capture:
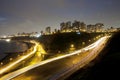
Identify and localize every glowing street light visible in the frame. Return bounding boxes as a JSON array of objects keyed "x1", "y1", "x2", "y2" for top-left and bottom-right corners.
[
  {"x1": 70, "y1": 44, "x2": 75, "y2": 51},
  {"x1": 89, "y1": 40, "x2": 91, "y2": 42},
  {"x1": 6, "y1": 39, "x2": 11, "y2": 42},
  {"x1": 18, "y1": 55, "x2": 20, "y2": 57},
  {"x1": 10, "y1": 58, "x2": 13, "y2": 61},
  {"x1": 82, "y1": 42, "x2": 85, "y2": 45},
  {"x1": 1, "y1": 62, "x2": 3, "y2": 65},
  {"x1": 71, "y1": 44, "x2": 74, "y2": 48}
]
